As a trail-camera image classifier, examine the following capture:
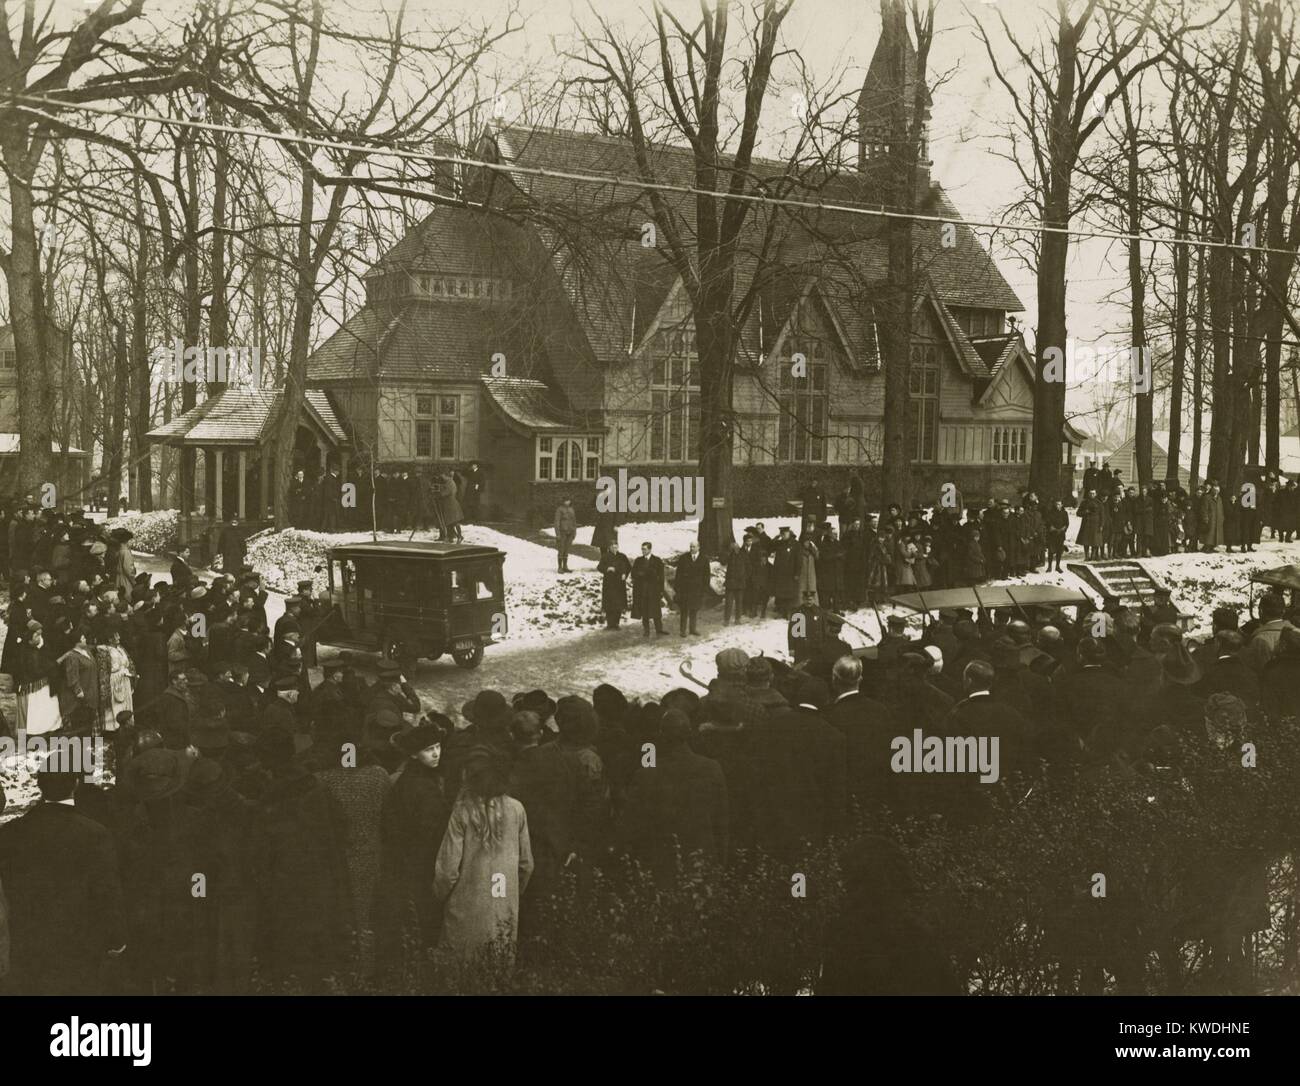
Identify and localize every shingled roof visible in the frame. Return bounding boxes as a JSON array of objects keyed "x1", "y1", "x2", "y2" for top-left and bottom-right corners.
[
  {"x1": 482, "y1": 377, "x2": 603, "y2": 434},
  {"x1": 148, "y1": 388, "x2": 348, "y2": 447},
  {"x1": 489, "y1": 124, "x2": 1023, "y2": 323},
  {"x1": 305, "y1": 122, "x2": 1022, "y2": 399},
  {"x1": 365, "y1": 205, "x2": 532, "y2": 279}
]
